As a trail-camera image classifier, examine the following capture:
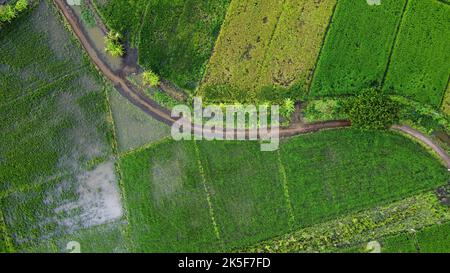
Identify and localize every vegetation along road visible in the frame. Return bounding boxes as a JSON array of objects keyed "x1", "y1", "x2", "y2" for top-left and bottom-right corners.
[{"x1": 53, "y1": 0, "x2": 450, "y2": 169}]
